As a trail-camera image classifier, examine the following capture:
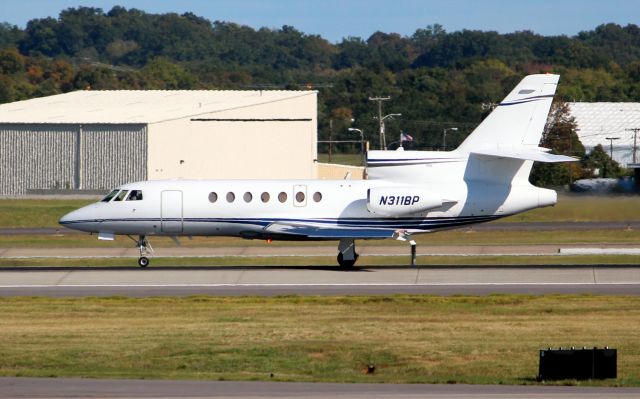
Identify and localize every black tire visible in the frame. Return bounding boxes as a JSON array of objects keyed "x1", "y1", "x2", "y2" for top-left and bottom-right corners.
[
  {"x1": 337, "y1": 252, "x2": 359, "y2": 268},
  {"x1": 138, "y1": 257, "x2": 149, "y2": 268}
]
